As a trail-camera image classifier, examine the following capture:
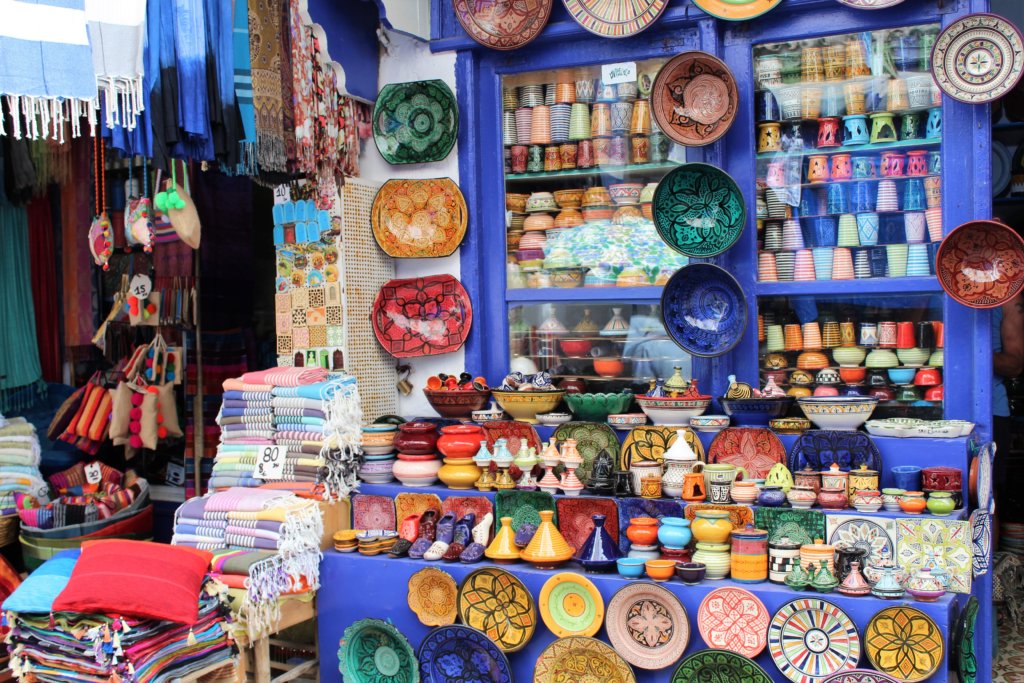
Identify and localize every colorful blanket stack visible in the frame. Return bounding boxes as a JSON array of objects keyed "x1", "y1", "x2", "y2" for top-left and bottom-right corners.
[
  {"x1": 0, "y1": 417, "x2": 48, "y2": 515},
  {"x1": 15, "y1": 461, "x2": 146, "y2": 531},
  {"x1": 211, "y1": 367, "x2": 362, "y2": 499}
]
